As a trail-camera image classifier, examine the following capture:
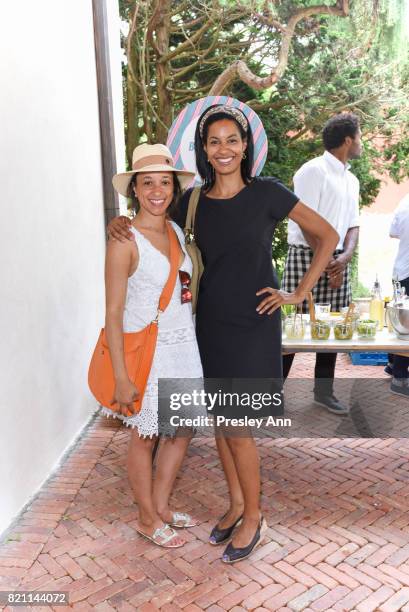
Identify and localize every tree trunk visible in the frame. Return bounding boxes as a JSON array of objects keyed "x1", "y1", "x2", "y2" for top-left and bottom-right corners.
[
  {"x1": 126, "y1": 72, "x2": 139, "y2": 168},
  {"x1": 154, "y1": 0, "x2": 172, "y2": 143}
]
